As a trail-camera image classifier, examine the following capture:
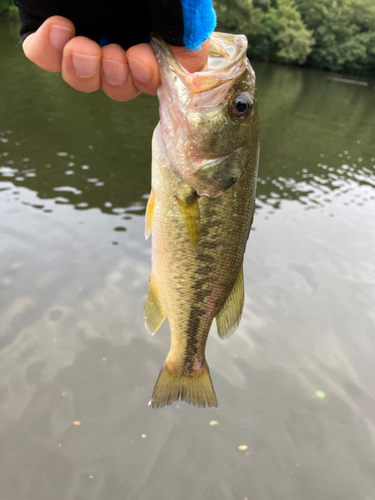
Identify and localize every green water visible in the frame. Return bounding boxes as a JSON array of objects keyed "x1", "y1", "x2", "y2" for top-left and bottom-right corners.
[{"x1": 1, "y1": 19, "x2": 375, "y2": 500}]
